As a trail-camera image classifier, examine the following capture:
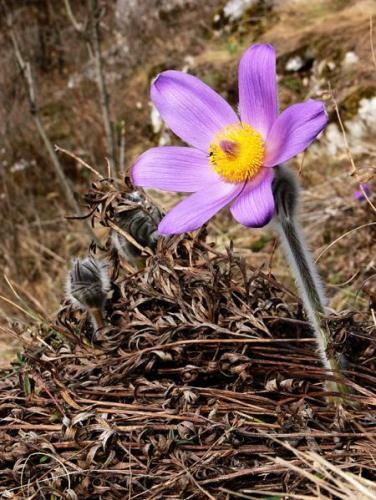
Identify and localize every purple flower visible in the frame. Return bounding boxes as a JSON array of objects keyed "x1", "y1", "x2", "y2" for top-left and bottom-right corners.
[
  {"x1": 354, "y1": 183, "x2": 371, "y2": 202},
  {"x1": 132, "y1": 44, "x2": 327, "y2": 235}
]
